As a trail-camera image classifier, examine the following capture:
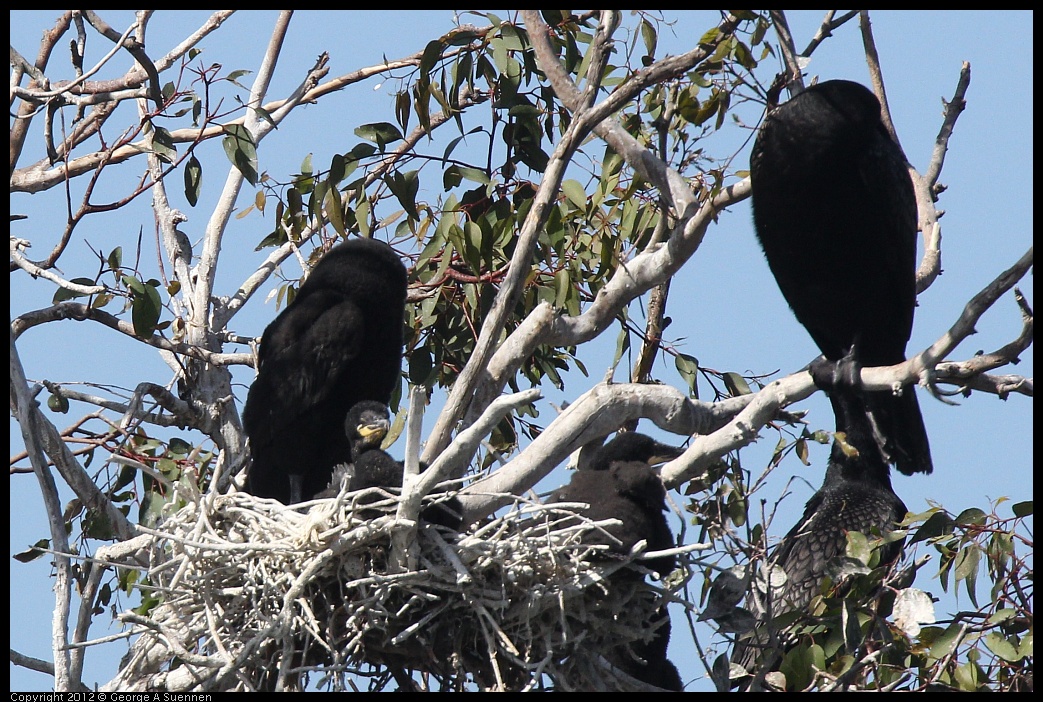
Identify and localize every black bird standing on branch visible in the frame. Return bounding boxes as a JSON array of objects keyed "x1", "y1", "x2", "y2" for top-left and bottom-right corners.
[
  {"x1": 730, "y1": 389, "x2": 909, "y2": 688},
  {"x1": 243, "y1": 238, "x2": 407, "y2": 505},
  {"x1": 318, "y1": 401, "x2": 462, "y2": 530},
  {"x1": 750, "y1": 79, "x2": 933, "y2": 476},
  {"x1": 550, "y1": 432, "x2": 686, "y2": 690}
]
